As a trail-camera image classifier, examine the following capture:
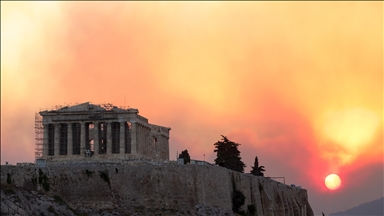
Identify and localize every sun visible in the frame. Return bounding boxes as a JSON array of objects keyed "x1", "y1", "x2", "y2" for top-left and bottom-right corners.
[{"x1": 325, "y1": 174, "x2": 341, "y2": 190}]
